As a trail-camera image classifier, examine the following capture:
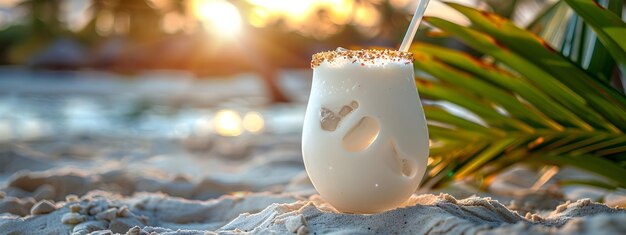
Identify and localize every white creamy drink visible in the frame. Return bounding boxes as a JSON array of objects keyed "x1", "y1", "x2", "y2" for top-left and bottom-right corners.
[{"x1": 302, "y1": 48, "x2": 429, "y2": 213}]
